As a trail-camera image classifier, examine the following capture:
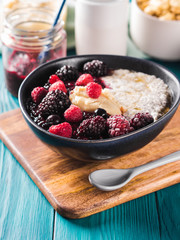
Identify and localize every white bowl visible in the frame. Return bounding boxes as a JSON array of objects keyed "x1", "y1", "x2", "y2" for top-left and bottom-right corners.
[{"x1": 130, "y1": 0, "x2": 180, "y2": 61}]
